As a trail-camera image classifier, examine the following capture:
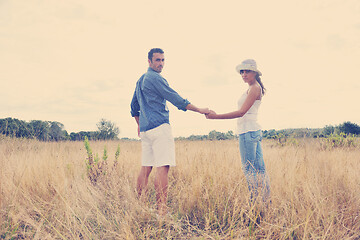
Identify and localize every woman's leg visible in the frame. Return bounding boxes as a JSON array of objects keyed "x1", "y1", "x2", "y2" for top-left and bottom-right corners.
[
  {"x1": 240, "y1": 131, "x2": 270, "y2": 203},
  {"x1": 255, "y1": 139, "x2": 270, "y2": 202},
  {"x1": 239, "y1": 133, "x2": 258, "y2": 202}
]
